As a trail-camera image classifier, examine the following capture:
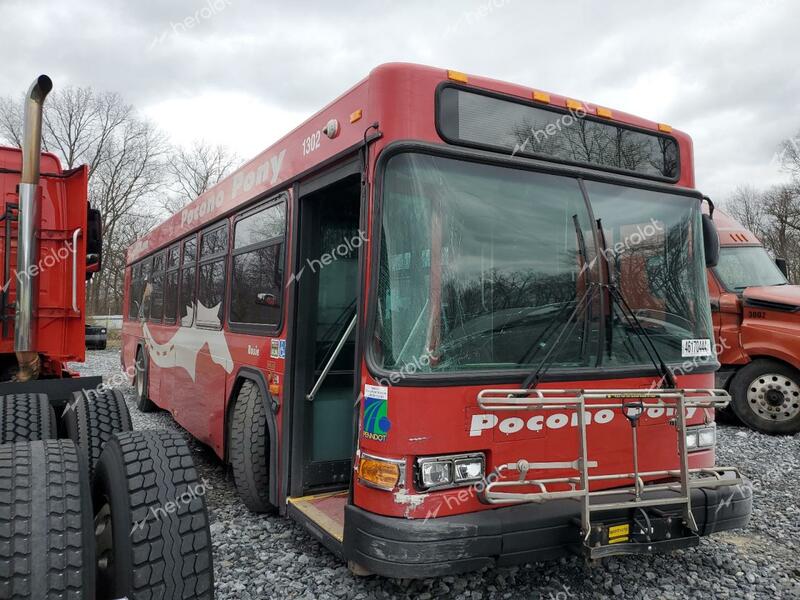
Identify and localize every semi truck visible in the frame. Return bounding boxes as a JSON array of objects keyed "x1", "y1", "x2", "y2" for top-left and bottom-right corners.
[
  {"x1": 709, "y1": 208, "x2": 800, "y2": 434},
  {"x1": 0, "y1": 75, "x2": 214, "y2": 600}
]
